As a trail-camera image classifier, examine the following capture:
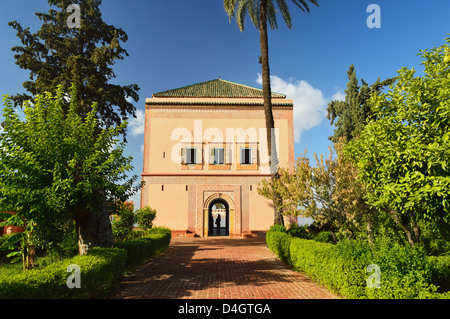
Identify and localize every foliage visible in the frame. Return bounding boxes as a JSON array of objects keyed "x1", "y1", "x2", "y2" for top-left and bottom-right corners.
[
  {"x1": 266, "y1": 228, "x2": 449, "y2": 299},
  {"x1": 266, "y1": 228, "x2": 291, "y2": 263},
  {"x1": 429, "y1": 255, "x2": 450, "y2": 292},
  {"x1": 224, "y1": 0, "x2": 319, "y2": 32},
  {"x1": 0, "y1": 230, "x2": 171, "y2": 298},
  {"x1": 8, "y1": 0, "x2": 140, "y2": 133},
  {"x1": 0, "y1": 213, "x2": 37, "y2": 270},
  {"x1": 259, "y1": 141, "x2": 375, "y2": 242},
  {"x1": 286, "y1": 224, "x2": 311, "y2": 239},
  {"x1": 313, "y1": 231, "x2": 335, "y2": 243},
  {"x1": 135, "y1": 206, "x2": 157, "y2": 231},
  {"x1": 0, "y1": 247, "x2": 128, "y2": 299},
  {"x1": 115, "y1": 230, "x2": 171, "y2": 272},
  {"x1": 111, "y1": 201, "x2": 136, "y2": 242},
  {"x1": 326, "y1": 64, "x2": 395, "y2": 143},
  {"x1": 346, "y1": 38, "x2": 450, "y2": 246},
  {"x1": 0, "y1": 86, "x2": 141, "y2": 258}
]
